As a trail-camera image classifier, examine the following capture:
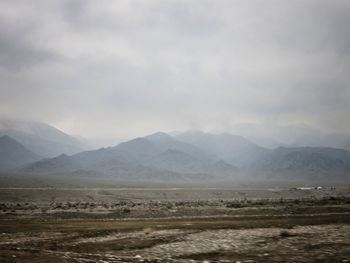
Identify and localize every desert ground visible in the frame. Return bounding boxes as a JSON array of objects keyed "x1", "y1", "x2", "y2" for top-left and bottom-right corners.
[{"x1": 0, "y1": 184, "x2": 349, "y2": 262}]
